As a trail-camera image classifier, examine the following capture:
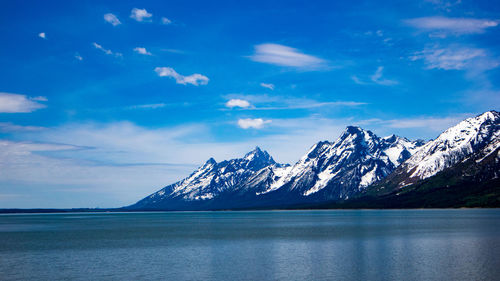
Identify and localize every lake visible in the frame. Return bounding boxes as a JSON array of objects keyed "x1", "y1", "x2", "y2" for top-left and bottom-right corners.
[{"x1": 0, "y1": 209, "x2": 499, "y2": 281}]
